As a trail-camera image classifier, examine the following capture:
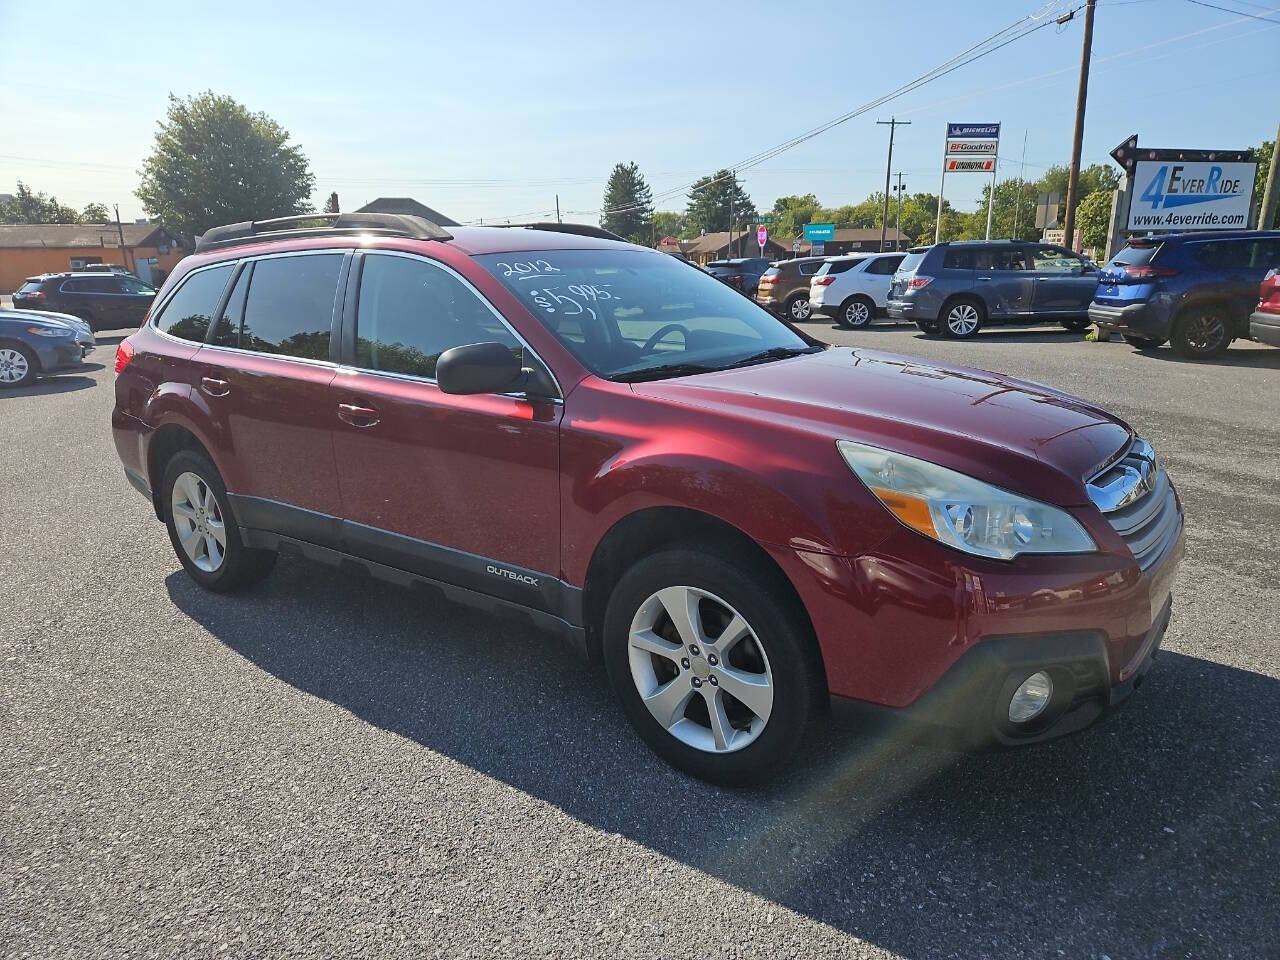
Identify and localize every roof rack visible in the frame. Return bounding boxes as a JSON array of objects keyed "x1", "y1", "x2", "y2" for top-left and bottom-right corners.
[
  {"x1": 496, "y1": 222, "x2": 628, "y2": 243},
  {"x1": 195, "y1": 212, "x2": 452, "y2": 253}
]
